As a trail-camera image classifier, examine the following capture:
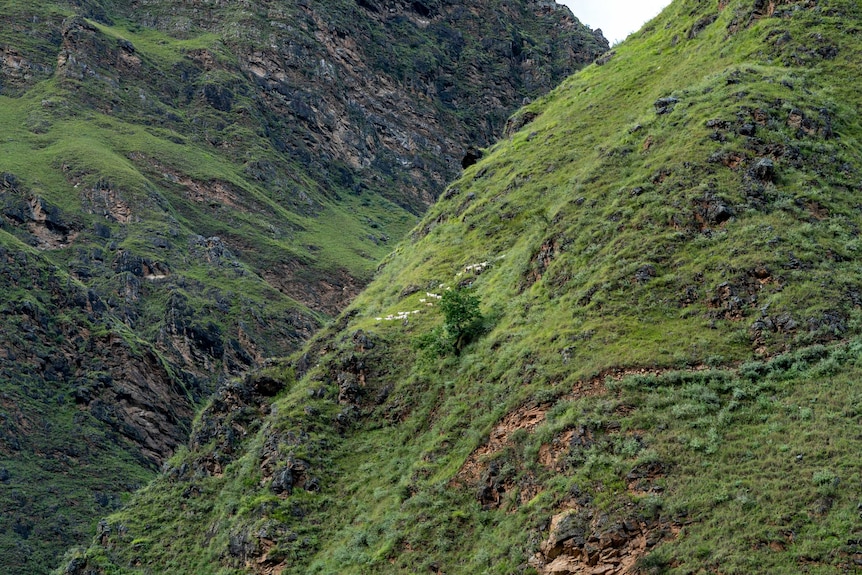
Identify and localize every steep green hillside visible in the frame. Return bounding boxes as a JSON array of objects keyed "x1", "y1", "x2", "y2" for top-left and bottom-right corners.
[
  {"x1": 0, "y1": 1, "x2": 607, "y2": 573},
  {"x1": 0, "y1": 229, "x2": 187, "y2": 572},
  {"x1": 62, "y1": 0, "x2": 862, "y2": 573}
]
